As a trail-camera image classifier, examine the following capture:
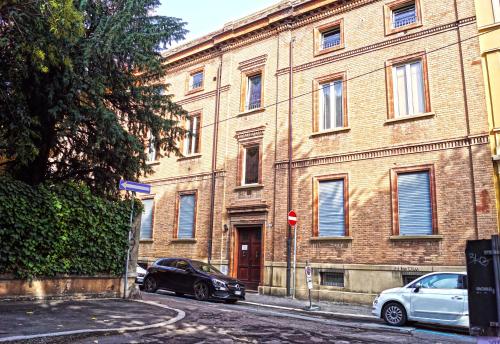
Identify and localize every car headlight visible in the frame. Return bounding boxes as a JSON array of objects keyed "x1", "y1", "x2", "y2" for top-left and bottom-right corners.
[
  {"x1": 212, "y1": 278, "x2": 227, "y2": 291},
  {"x1": 373, "y1": 296, "x2": 379, "y2": 305}
]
